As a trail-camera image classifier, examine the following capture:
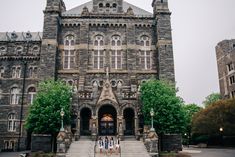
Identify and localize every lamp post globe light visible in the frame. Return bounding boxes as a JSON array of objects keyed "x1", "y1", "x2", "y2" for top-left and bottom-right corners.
[
  {"x1": 150, "y1": 108, "x2": 155, "y2": 132},
  {"x1": 220, "y1": 127, "x2": 223, "y2": 146},
  {"x1": 60, "y1": 108, "x2": 65, "y2": 132}
]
